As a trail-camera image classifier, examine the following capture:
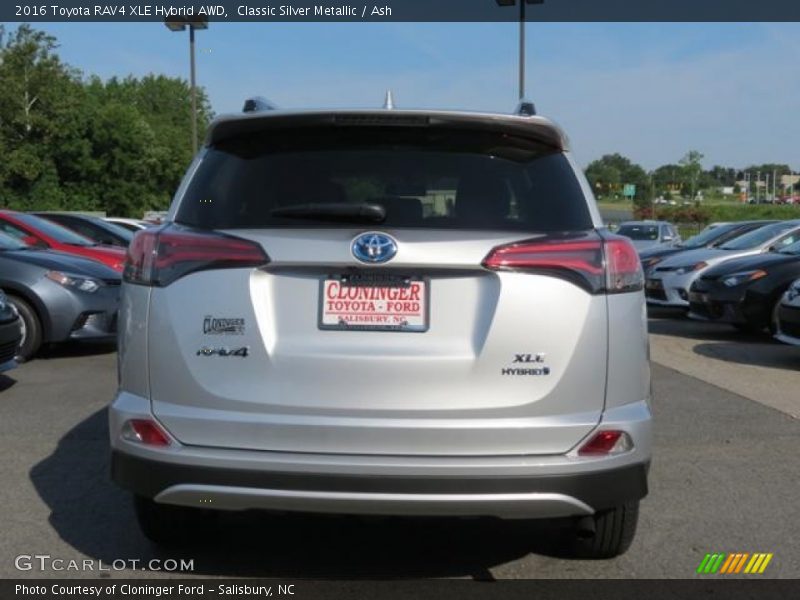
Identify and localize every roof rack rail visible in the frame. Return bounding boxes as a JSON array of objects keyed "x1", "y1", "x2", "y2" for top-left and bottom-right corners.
[
  {"x1": 242, "y1": 96, "x2": 279, "y2": 113},
  {"x1": 515, "y1": 99, "x2": 536, "y2": 117}
]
